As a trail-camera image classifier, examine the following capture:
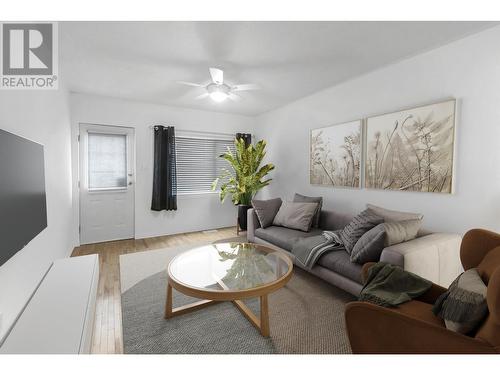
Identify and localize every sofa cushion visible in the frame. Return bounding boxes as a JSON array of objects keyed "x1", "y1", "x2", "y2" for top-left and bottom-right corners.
[
  {"x1": 251, "y1": 198, "x2": 282, "y2": 228},
  {"x1": 255, "y1": 226, "x2": 323, "y2": 251},
  {"x1": 293, "y1": 193, "x2": 323, "y2": 228},
  {"x1": 319, "y1": 210, "x2": 353, "y2": 231},
  {"x1": 367, "y1": 204, "x2": 423, "y2": 222},
  {"x1": 350, "y1": 223, "x2": 386, "y2": 264},
  {"x1": 317, "y1": 250, "x2": 363, "y2": 284},
  {"x1": 273, "y1": 201, "x2": 318, "y2": 232},
  {"x1": 384, "y1": 219, "x2": 422, "y2": 246},
  {"x1": 340, "y1": 209, "x2": 384, "y2": 254}
]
